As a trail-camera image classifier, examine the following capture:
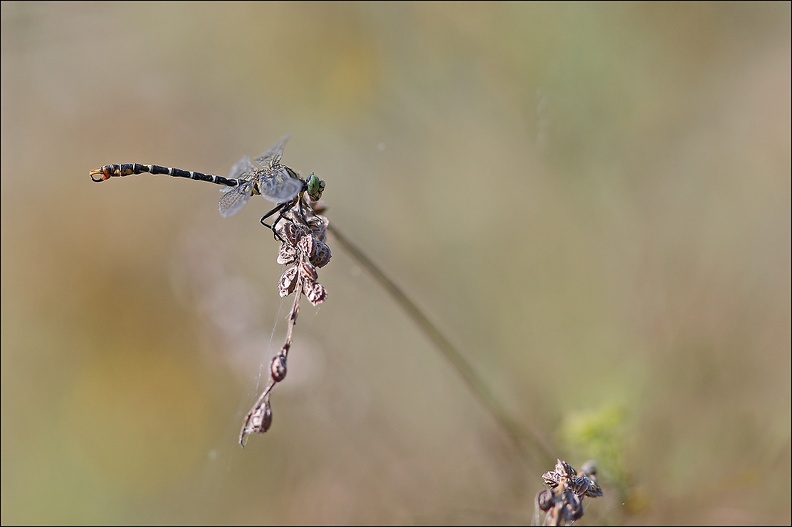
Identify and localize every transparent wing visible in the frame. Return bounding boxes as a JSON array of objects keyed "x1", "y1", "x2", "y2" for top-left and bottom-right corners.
[
  {"x1": 218, "y1": 180, "x2": 254, "y2": 217},
  {"x1": 229, "y1": 155, "x2": 254, "y2": 181},
  {"x1": 253, "y1": 135, "x2": 290, "y2": 167},
  {"x1": 258, "y1": 166, "x2": 304, "y2": 203}
]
